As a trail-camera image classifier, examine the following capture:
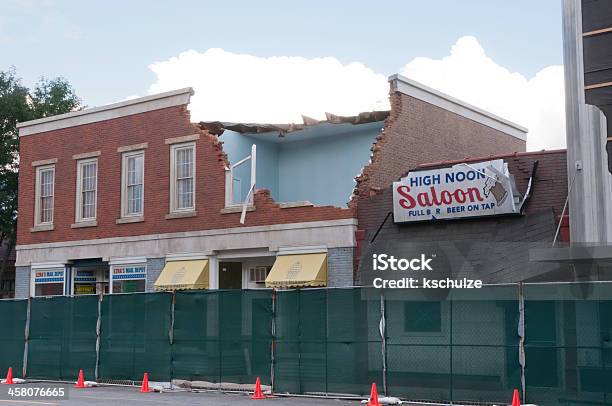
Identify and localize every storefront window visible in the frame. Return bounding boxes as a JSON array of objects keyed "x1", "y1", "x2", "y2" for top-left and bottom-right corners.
[
  {"x1": 111, "y1": 265, "x2": 146, "y2": 293},
  {"x1": 74, "y1": 270, "x2": 98, "y2": 295},
  {"x1": 33, "y1": 268, "x2": 65, "y2": 297},
  {"x1": 72, "y1": 268, "x2": 109, "y2": 295}
]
